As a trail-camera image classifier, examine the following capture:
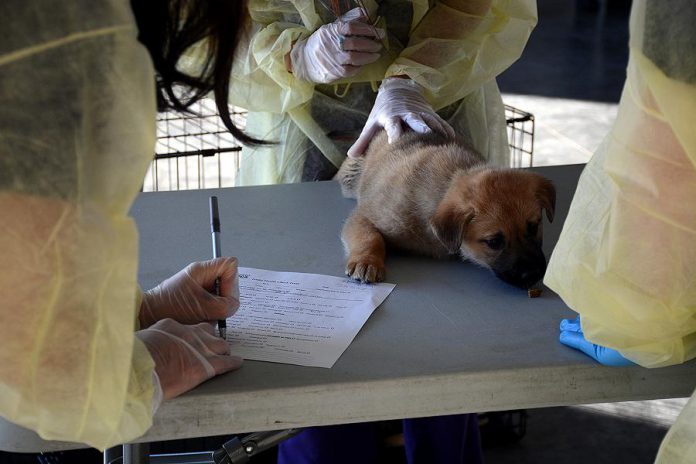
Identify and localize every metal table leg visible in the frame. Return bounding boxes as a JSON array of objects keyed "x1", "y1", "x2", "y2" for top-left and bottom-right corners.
[
  {"x1": 123, "y1": 442, "x2": 150, "y2": 464},
  {"x1": 104, "y1": 445, "x2": 123, "y2": 464}
]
